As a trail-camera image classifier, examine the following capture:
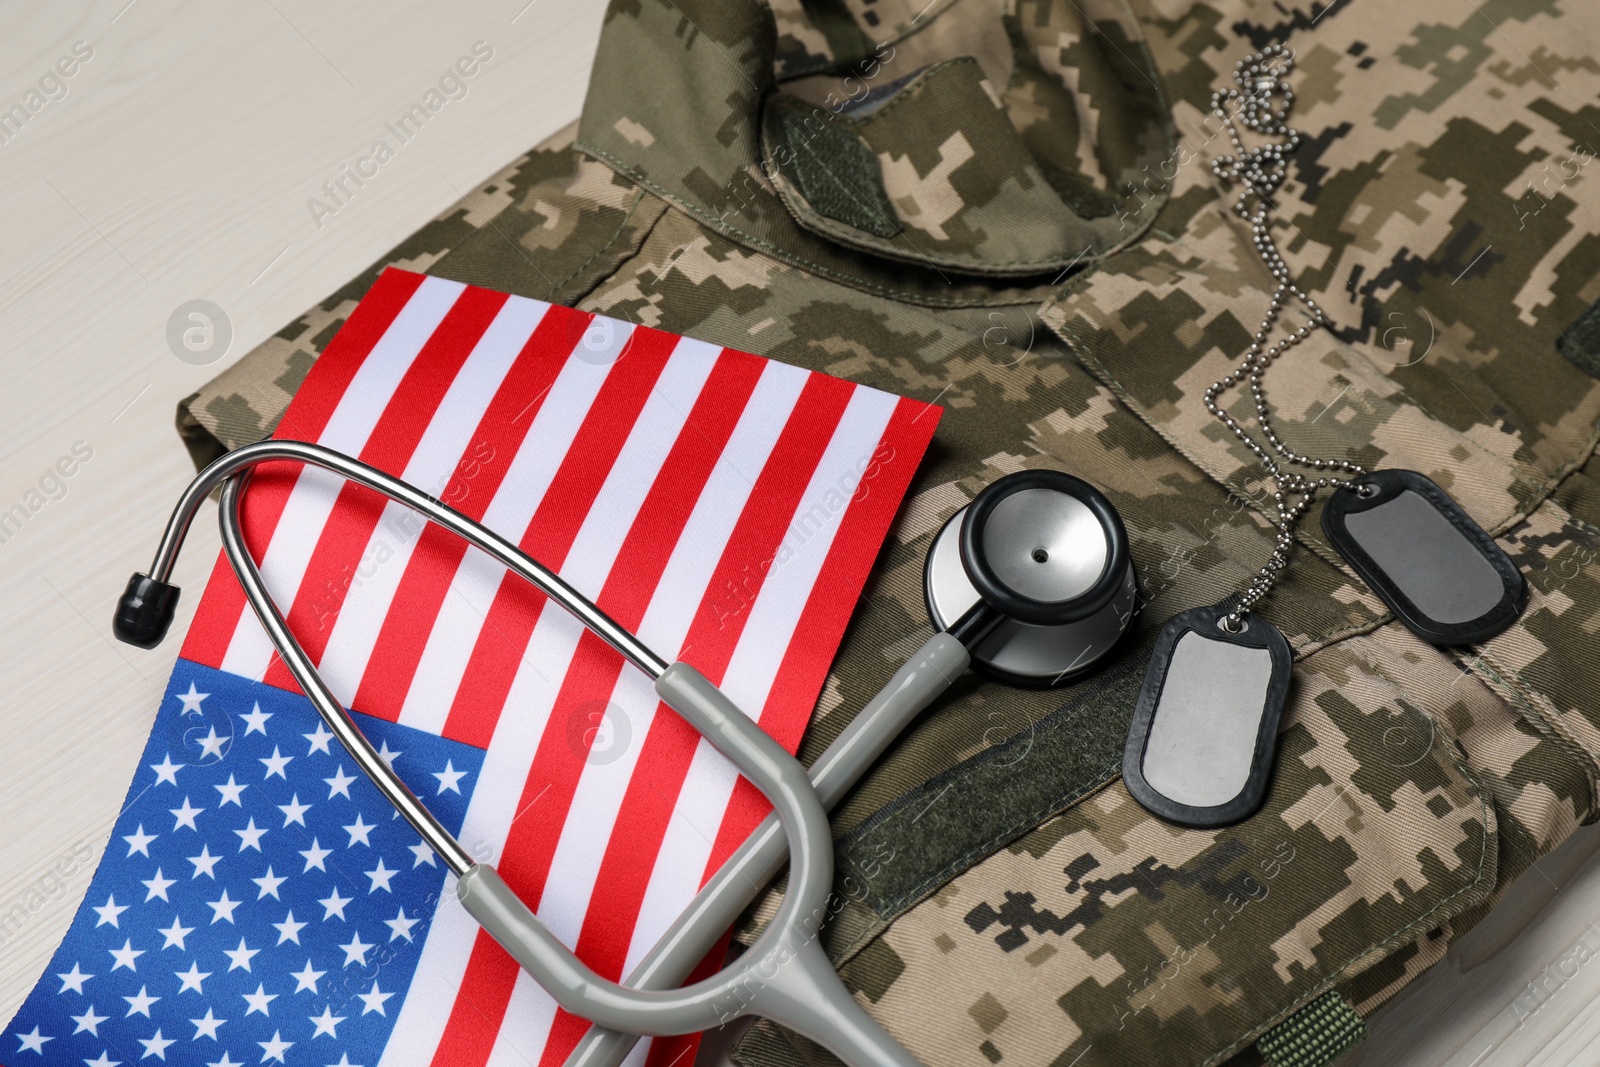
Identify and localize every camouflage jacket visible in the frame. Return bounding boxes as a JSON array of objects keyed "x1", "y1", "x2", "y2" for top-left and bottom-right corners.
[{"x1": 178, "y1": 1, "x2": 1600, "y2": 1065}]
